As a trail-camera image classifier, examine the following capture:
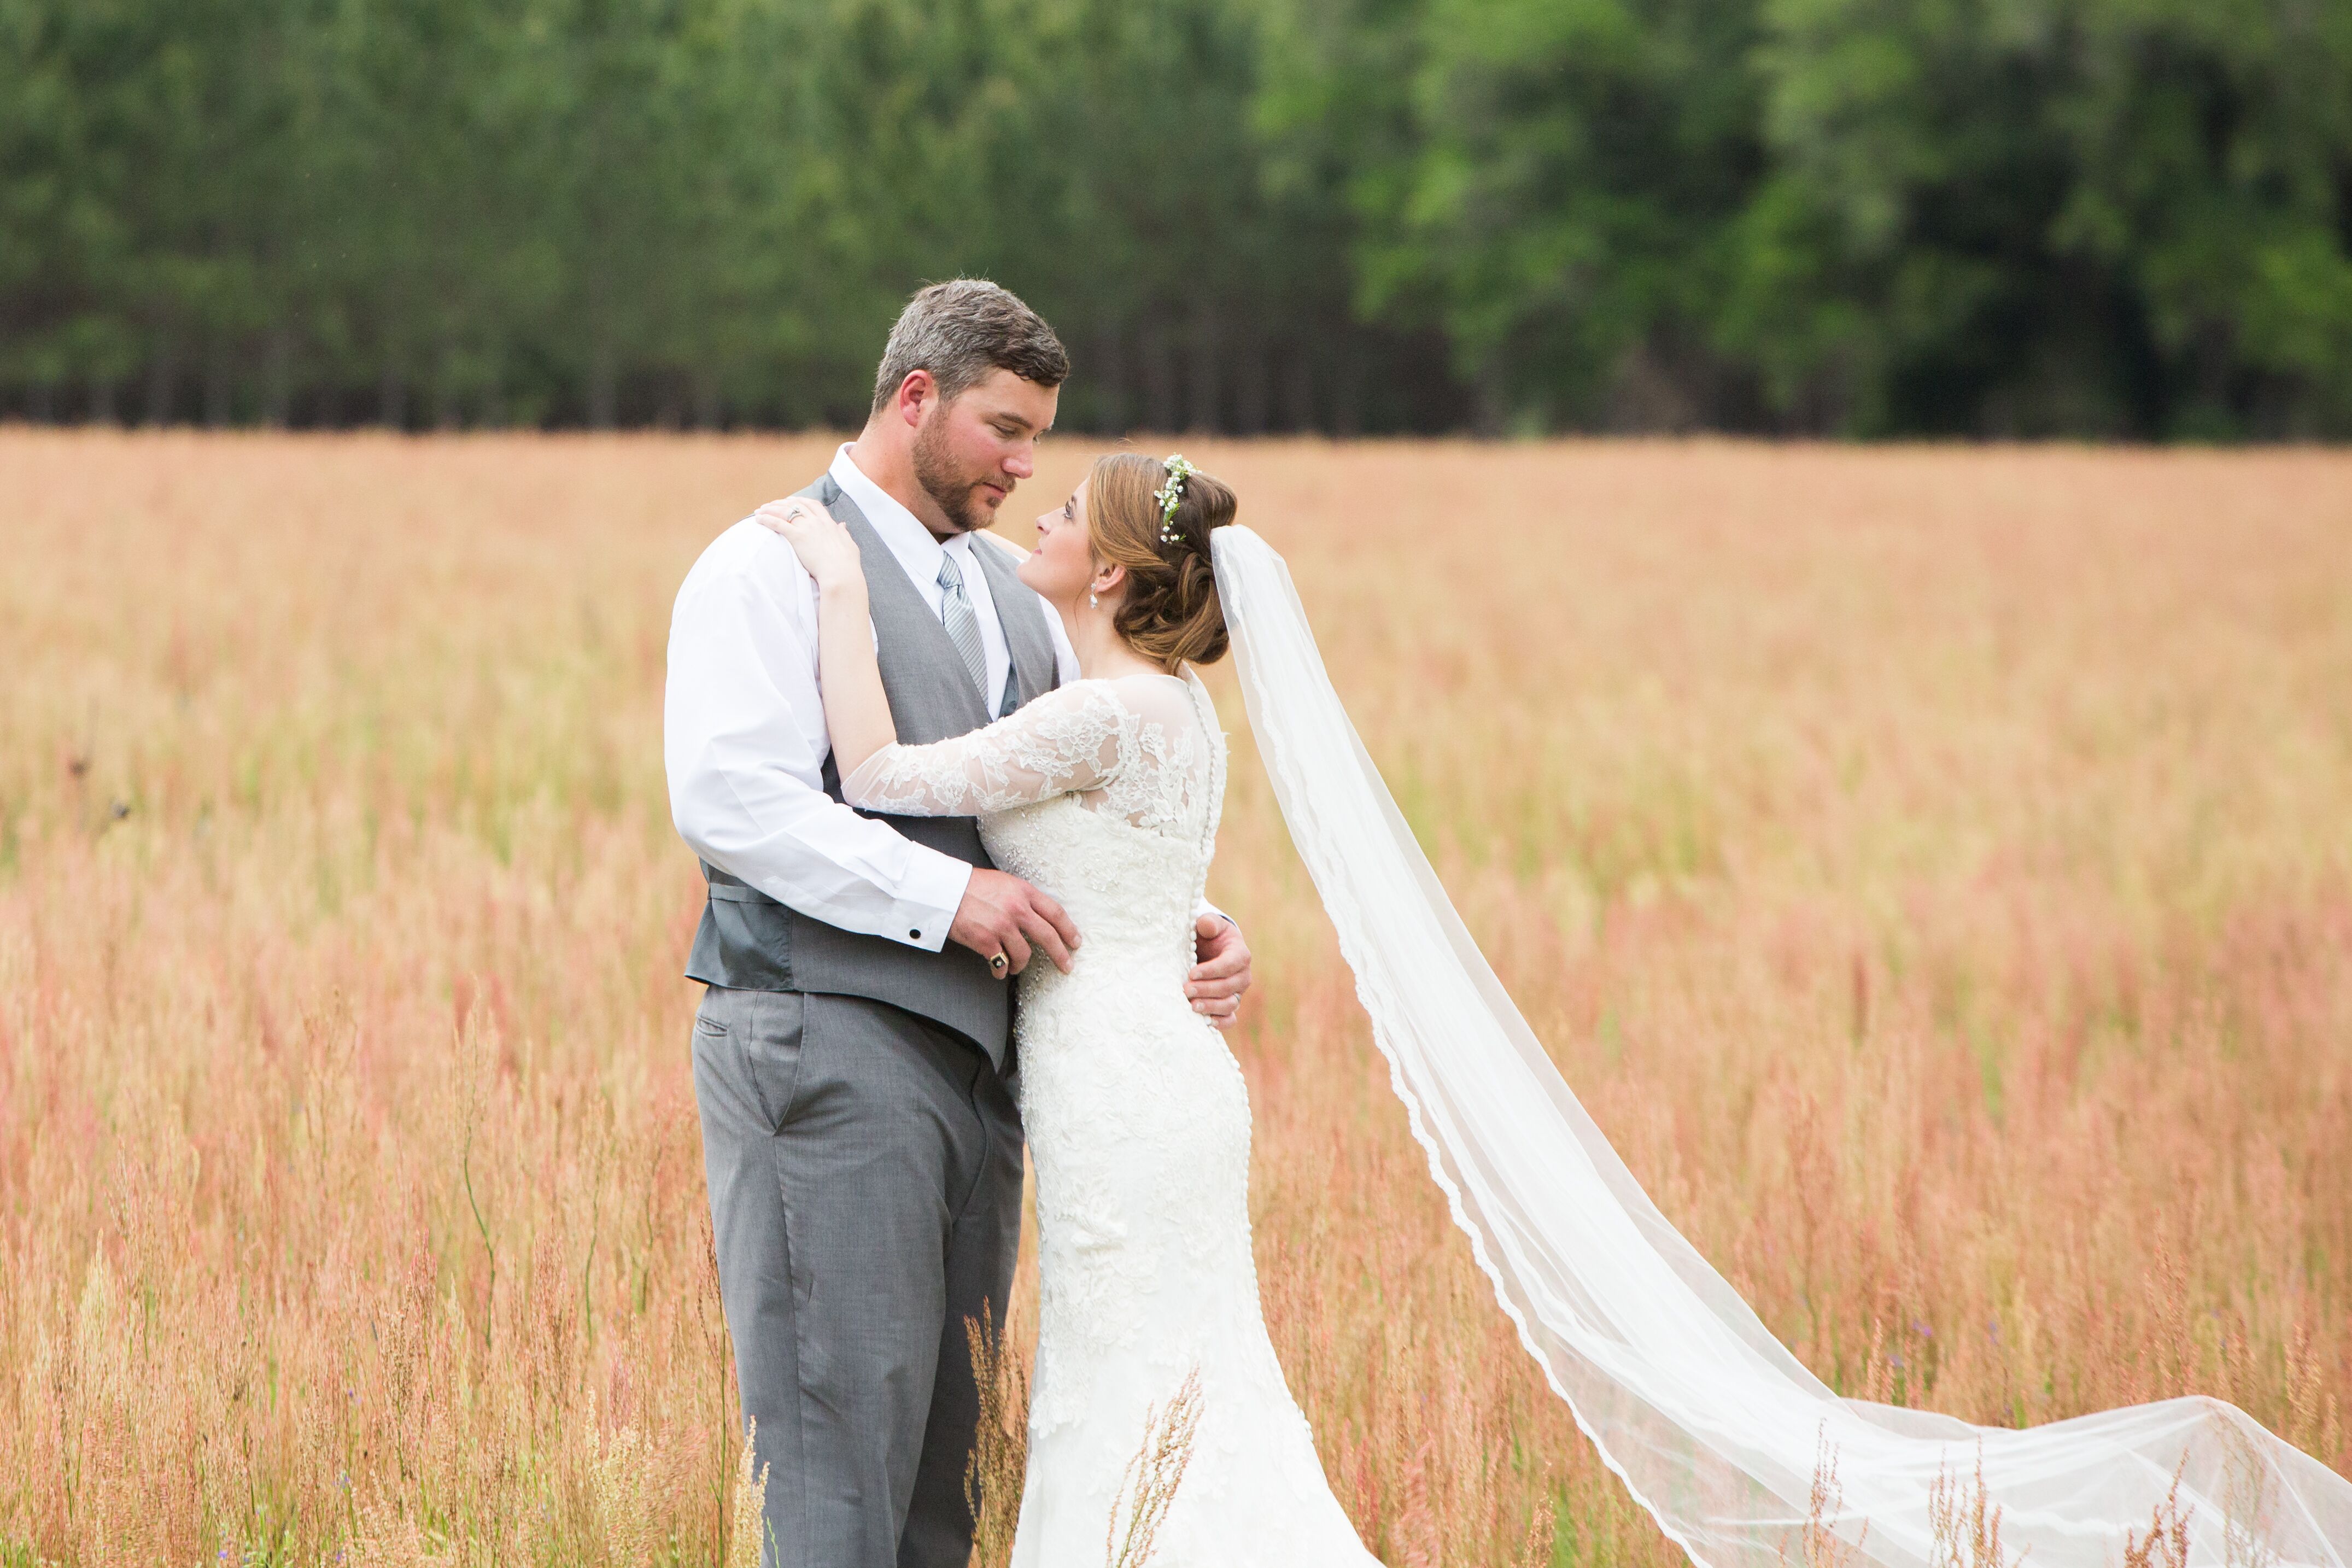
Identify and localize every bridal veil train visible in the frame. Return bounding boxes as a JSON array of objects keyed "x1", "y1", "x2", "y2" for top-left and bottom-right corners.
[{"x1": 1208, "y1": 525, "x2": 2352, "y2": 1568}]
